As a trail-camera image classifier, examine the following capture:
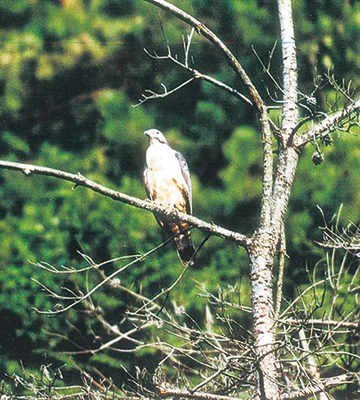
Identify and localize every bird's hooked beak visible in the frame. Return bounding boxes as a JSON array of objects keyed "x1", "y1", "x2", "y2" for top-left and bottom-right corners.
[
  {"x1": 144, "y1": 129, "x2": 168, "y2": 145},
  {"x1": 144, "y1": 130, "x2": 153, "y2": 145}
]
